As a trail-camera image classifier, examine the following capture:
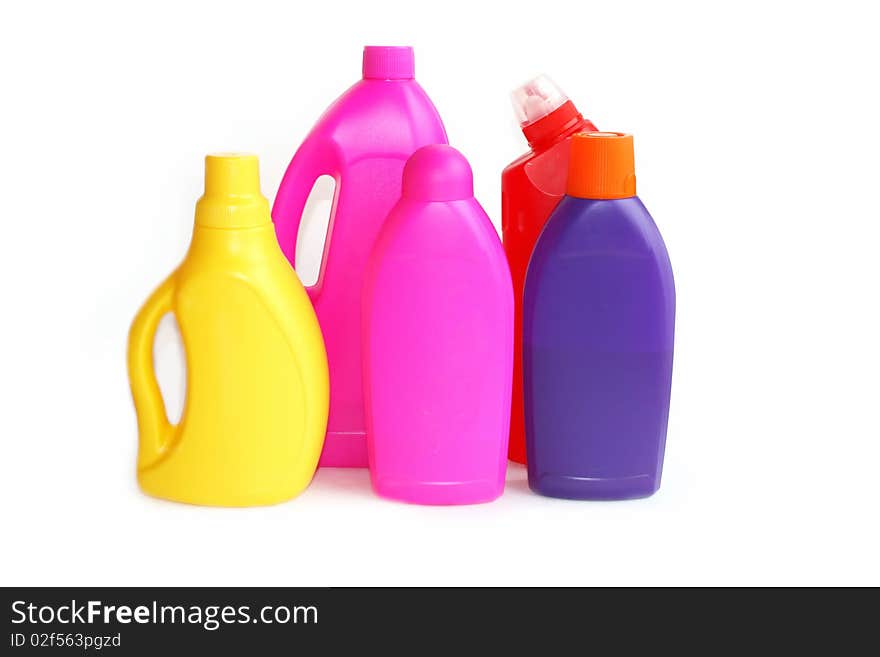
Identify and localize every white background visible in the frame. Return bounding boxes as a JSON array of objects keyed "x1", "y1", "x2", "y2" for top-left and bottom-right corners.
[{"x1": 1, "y1": 0, "x2": 878, "y2": 586}]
